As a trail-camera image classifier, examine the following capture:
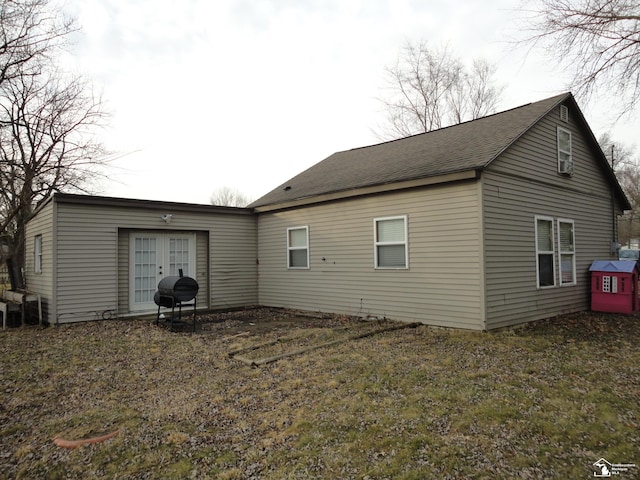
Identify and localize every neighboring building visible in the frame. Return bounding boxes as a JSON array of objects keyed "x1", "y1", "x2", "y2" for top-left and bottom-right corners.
[{"x1": 24, "y1": 92, "x2": 630, "y2": 329}]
